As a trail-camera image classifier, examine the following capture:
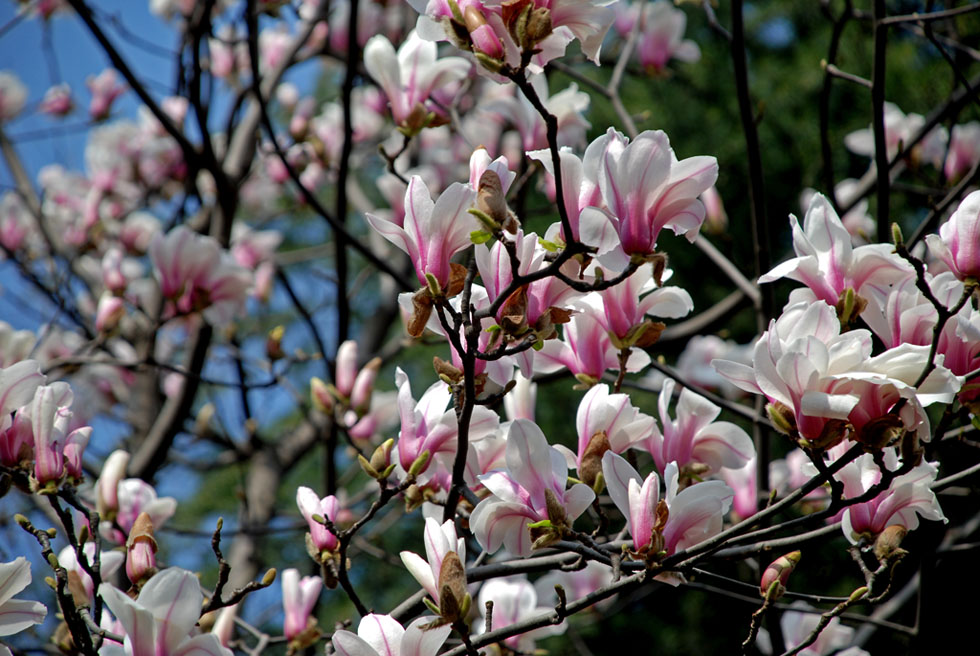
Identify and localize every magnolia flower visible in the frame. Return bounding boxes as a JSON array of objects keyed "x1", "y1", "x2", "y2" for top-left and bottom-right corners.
[
  {"x1": 363, "y1": 31, "x2": 470, "y2": 130},
  {"x1": 636, "y1": 1, "x2": 701, "y2": 73},
  {"x1": 944, "y1": 121, "x2": 980, "y2": 182},
  {"x1": 602, "y1": 453, "x2": 733, "y2": 583},
  {"x1": 102, "y1": 478, "x2": 177, "y2": 545},
  {"x1": 474, "y1": 230, "x2": 578, "y2": 349},
  {"x1": 86, "y1": 69, "x2": 126, "y2": 121},
  {"x1": 926, "y1": 189, "x2": 980, "y2": 281},
  {"x1": 471, "y1": 419, "x2": 595, "y2": 556},
  {"x1": 844, "y1": 101, "x2": 947, "y2": 168},
  {"x1": 534, "y1": 296, "x2": 651, "y2": 385},
  {"x1": 282, "y1": 568, "x2": 322, "y2": 642},
  {"x1": 758, "y1": 602, "x2": 870, "y2": 656},
  {"x1": 296, "y1": 486, "x2": 340, "y2": 556},
  {"x1": 830, "y1": 449, "x2": 946, "y2": 544},
  {"x1": 714, "y1": 300, "x2": 960, "y2": 447},
  {"x1": 332, "y1": 613, "x2": 451, "y2": 656},
  {"x1": 534, "y1": 560, "x2": 614, "y2": 608},
  {"x1": 40, "y1": 83, "x2": 74, "y2": 117},
  {"x1": 99, "y1": 567, "x2": 233, "y2": 656},
  {"x1": 597, "y1": 127, "x2": 718, "y2": 269},
  {"x1": 0, "y1": 71, "x2": 27, "y2": 122},
  {"x1": 31, "y1": 382, "x2": 88, "y2": 488},
  {"x1": 150, "y1": 225, "x2": 252, "y2": 324},
  {"x1": 0, "y1": 557, "x2": 47, "y2": 638},
  {"x1": 484, "y1": 75, "x2": 590, "y2": 151},
  {"x1": 527, "y1": 140, "x2": 614, "y2": 249},
  {"x1": 593, "y1": 265, "x2": 694, "y2": 346},
  {"x1": 644, "y1": 378, "x2": 755, "y2": 479},
  {"x1": 399, "y1": 517, "x2": 466, "y2": 606},
  {"x1": 408, "y1": 0, "x2": 614, "y2": 70},
  {"x1": 559, "y1": 383, "x2": 656, "y2": 485},
  {"x1": 476, "y1": 576, "x2": 565, "y2": 651},
  {"x1": 1, "y1": 360, "x2": 44, "y2": 414},
  {"x1": 760, "y1": 194, "x2": 912, "y2": 310},
  {"x1": 503, "y1": 372, "x2": 536, "y2": 422},
  {"x1": 366, "y1": 176, "x2": 478, "y2": 291},
  {"x1": 393, "y1": 367, "x2": 499, "y2": 483}
]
